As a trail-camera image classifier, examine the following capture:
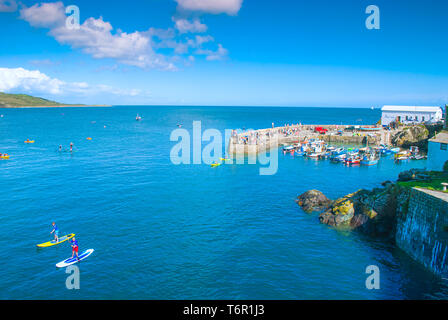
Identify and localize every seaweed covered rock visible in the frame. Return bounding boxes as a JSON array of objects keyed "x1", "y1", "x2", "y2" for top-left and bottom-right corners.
[
  {"x1": 319, "y1": 191, "x2": 357, "y2": 227},
  {"x1": 317, "y1": 186, "x2": 410, "y2": 240},
  {"x1": 296, "y1": 190, "x2": 332, "y2": 213}
]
